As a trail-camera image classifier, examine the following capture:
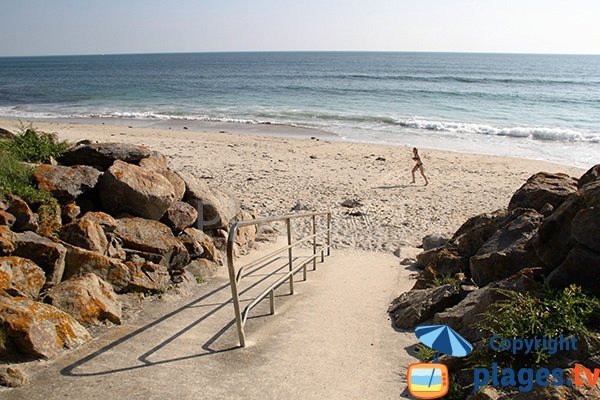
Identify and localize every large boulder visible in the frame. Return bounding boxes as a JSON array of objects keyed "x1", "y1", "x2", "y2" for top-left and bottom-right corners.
[
  {"x1": 578, "y1": 164, "x2": 600, "y2": 189},
  {"x1": 98, "y1": 160, "x2": 176, "y2": 220},
  {"x1": 33, "y1": 164, "x2": 101, "y2": 203},
  {"x1": 0, "y1": 295, "x2": 91, "y2": 359},
  {"x1": 388, "y1": 284, "x2": 464, "y2": 329},
  {"x1": 6, "y1": 195, "x2": 38, "y2": 233},
  {"x1": 12, "y1": 231, "x2": 67, "y2": 287},
  {"x1": 451, "y1": 209, "x2": 510, "y2": 258},
  {"x1": 138, "y1": 151, "x2": 169, "y2": 171},
  {"x1": 422, "y1": 234, "x2": 449, "y2": 251},
  {"x1": 547, "y1": 245, "x2": 600, "y2": 296},
  {"x1": 533, "y1": 193, "x2": 585, "y2": 270},
  {"x1": 123, "y1": 261, "x2": 170, "y2": 293},
  {"x1": 0, "y1": 226, "x2": 16, "y2": 255},
  {"x1": 572, "y1": 206, "x2": 600, "y2": 253},
  {"x1": 508, "y1": 172, "x2": 578, "y2": 213},
  {"x1": 60, "y1": 218, "x2": 109, "y2": 254},
  {"x1": 434, "y1": 268, "x2": 541, "y2": 342},
  {"x1": 62, "y1": 245, "x2": 131, "y2": 293},
  {"x1": 139, "y1": 153, "x2": 185, "y2": 201},
  {"x1": 45, "y1": 273, "x2": 122, "y2": 325},
  {"x1": 470, "y1": 209, "x2": 544, "y2": 286},
  {"x1": 179, "y1": 171, "x2": 241, "y2": 230},
  {"x1": 0, "y1": 256, "x2": 46, "y2": 298},
  {"x1": 58, "y1": 142, "x2": 151, "y2": 170},
  {"x1": 113, "y1": 217, "x2": 190, "y2": 269},
  {"x1": 160, "y1": 201, "x2": 198, "y2": 234}
]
